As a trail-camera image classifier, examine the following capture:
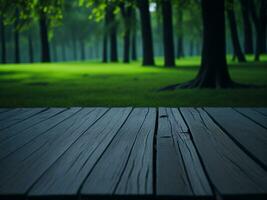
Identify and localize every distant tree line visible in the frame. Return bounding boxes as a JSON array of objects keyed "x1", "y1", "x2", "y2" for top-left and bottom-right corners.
[{"x1": 0, "y1": 0, "x2": 266, "y2": 88}]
